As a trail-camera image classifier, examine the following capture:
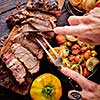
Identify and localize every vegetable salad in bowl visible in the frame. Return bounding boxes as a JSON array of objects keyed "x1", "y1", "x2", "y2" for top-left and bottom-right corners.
[{"x1": 47, "y1": 34, "x2": 99, "y2": 77}]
